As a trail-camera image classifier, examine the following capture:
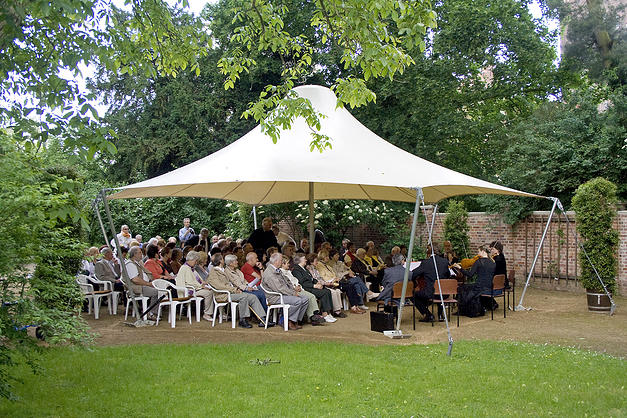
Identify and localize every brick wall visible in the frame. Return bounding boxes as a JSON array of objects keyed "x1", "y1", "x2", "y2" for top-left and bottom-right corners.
[{"x1": 286, "y1": 209, "x2": 627, "y2": 296}]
